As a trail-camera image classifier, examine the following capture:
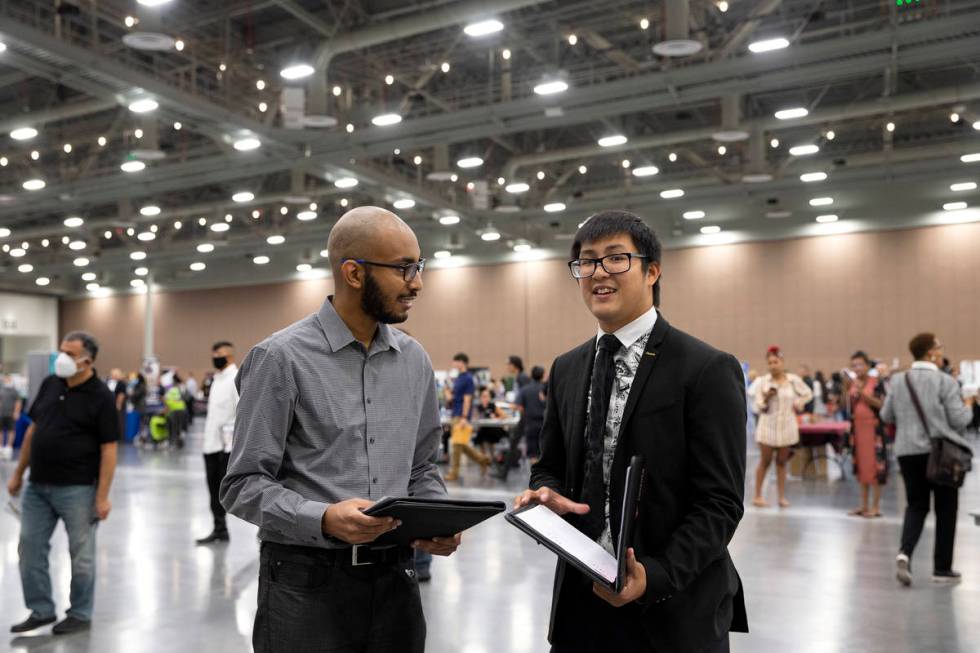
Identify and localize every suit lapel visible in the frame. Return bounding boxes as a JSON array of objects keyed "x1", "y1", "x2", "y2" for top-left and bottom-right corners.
[
  {"x1": 566, "y1": 337, "x2": 596, "y2": 498},
  {"x1": 619, "y1": 314, "x2": 671, "y2": 435}
]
